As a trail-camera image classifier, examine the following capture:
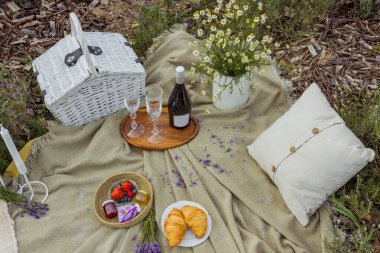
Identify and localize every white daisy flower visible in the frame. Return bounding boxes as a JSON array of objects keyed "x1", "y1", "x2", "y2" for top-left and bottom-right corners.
[
  {"x1": 258, "y1": 2, "x2": 263, "y2": 10},
  {"x1": 197, "y1": 29, "x2": 204, "y2": 37},
  {"x1": 193, "y1": 50, "x2": 200, "y2": 56}
]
